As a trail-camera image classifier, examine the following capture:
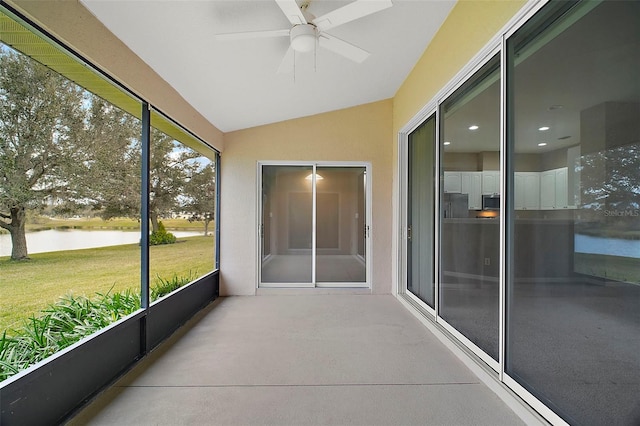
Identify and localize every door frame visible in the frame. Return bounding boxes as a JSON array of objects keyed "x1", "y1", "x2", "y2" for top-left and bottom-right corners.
[{"x1": 257, "y1": 161, "x2": 372, "y2": 289}]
